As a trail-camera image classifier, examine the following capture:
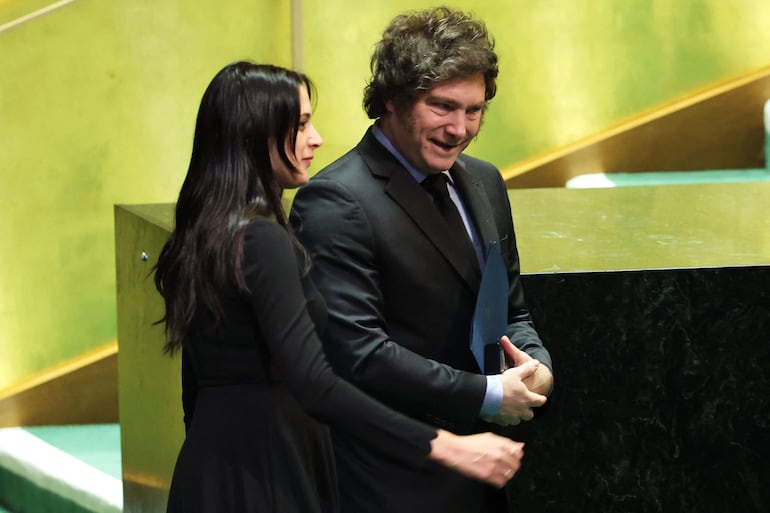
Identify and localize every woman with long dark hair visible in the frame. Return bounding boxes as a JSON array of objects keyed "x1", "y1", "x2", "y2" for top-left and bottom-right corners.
[{"x1": 154, "y1": 61, "x2": 525, "y2": 513}]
